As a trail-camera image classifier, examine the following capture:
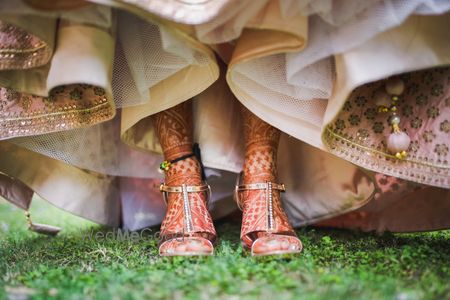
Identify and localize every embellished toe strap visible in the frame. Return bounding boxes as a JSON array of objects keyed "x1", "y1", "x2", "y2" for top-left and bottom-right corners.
[
  {"x1": 234, "y1": 181, "x2": 285, "y2": 212},
  {"x1": 159, "y1": 183, "x2": 213, "y2": 236},
  {"x1": 235, "y1": 182, "x2": 285, "y2": 192},
  {"x1": 160, "y1": 183, "x2": 211, "y2": 194},
  {"x1": 159, "y1": 183, "x2": 211, "y2": 206}
]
